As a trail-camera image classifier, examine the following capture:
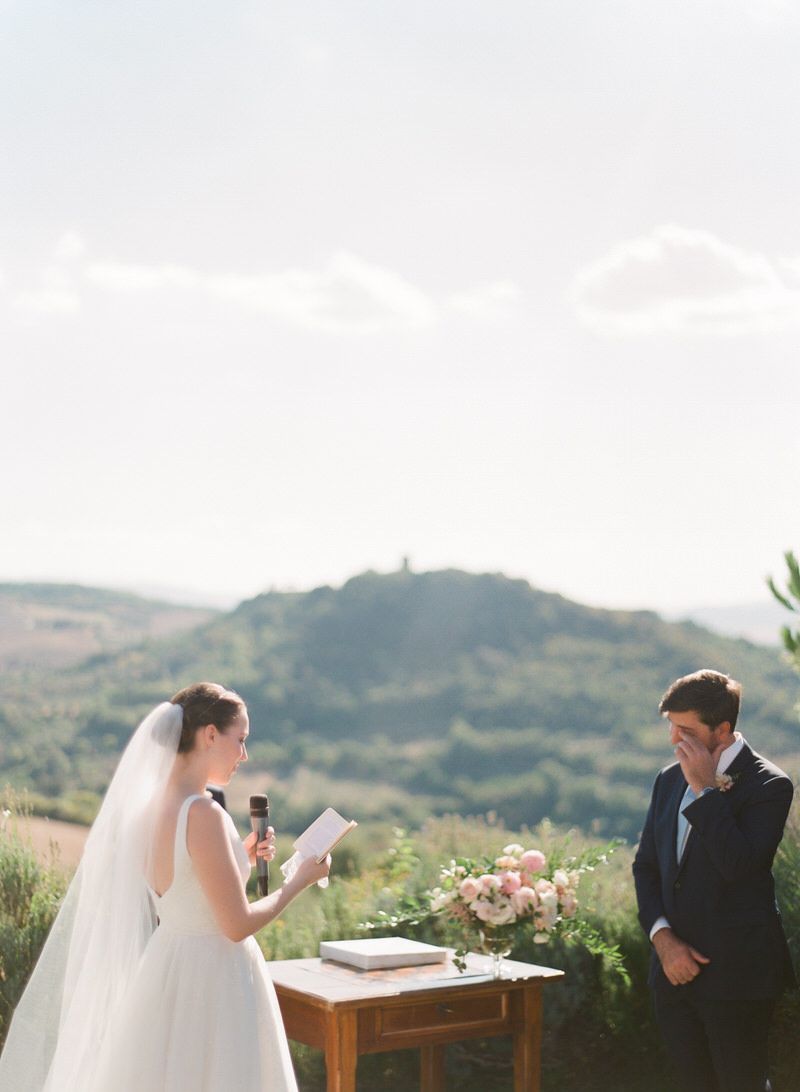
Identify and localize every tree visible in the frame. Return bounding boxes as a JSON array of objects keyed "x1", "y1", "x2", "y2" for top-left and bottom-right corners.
[{"x1": 768, "y1": 550, "x2": 800, "y2": 664}]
